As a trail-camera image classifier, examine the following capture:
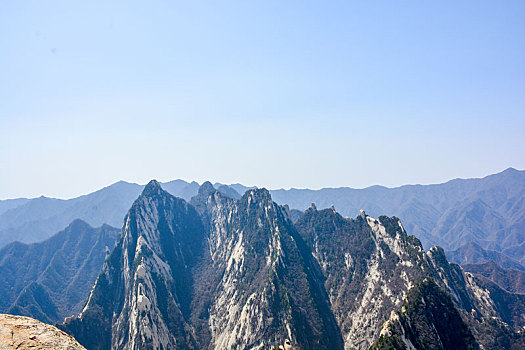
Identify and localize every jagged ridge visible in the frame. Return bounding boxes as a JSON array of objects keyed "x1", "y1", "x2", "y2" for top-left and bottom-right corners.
[{"x1": 60, "y1": 181, "x2": 525, "y2": 350}]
